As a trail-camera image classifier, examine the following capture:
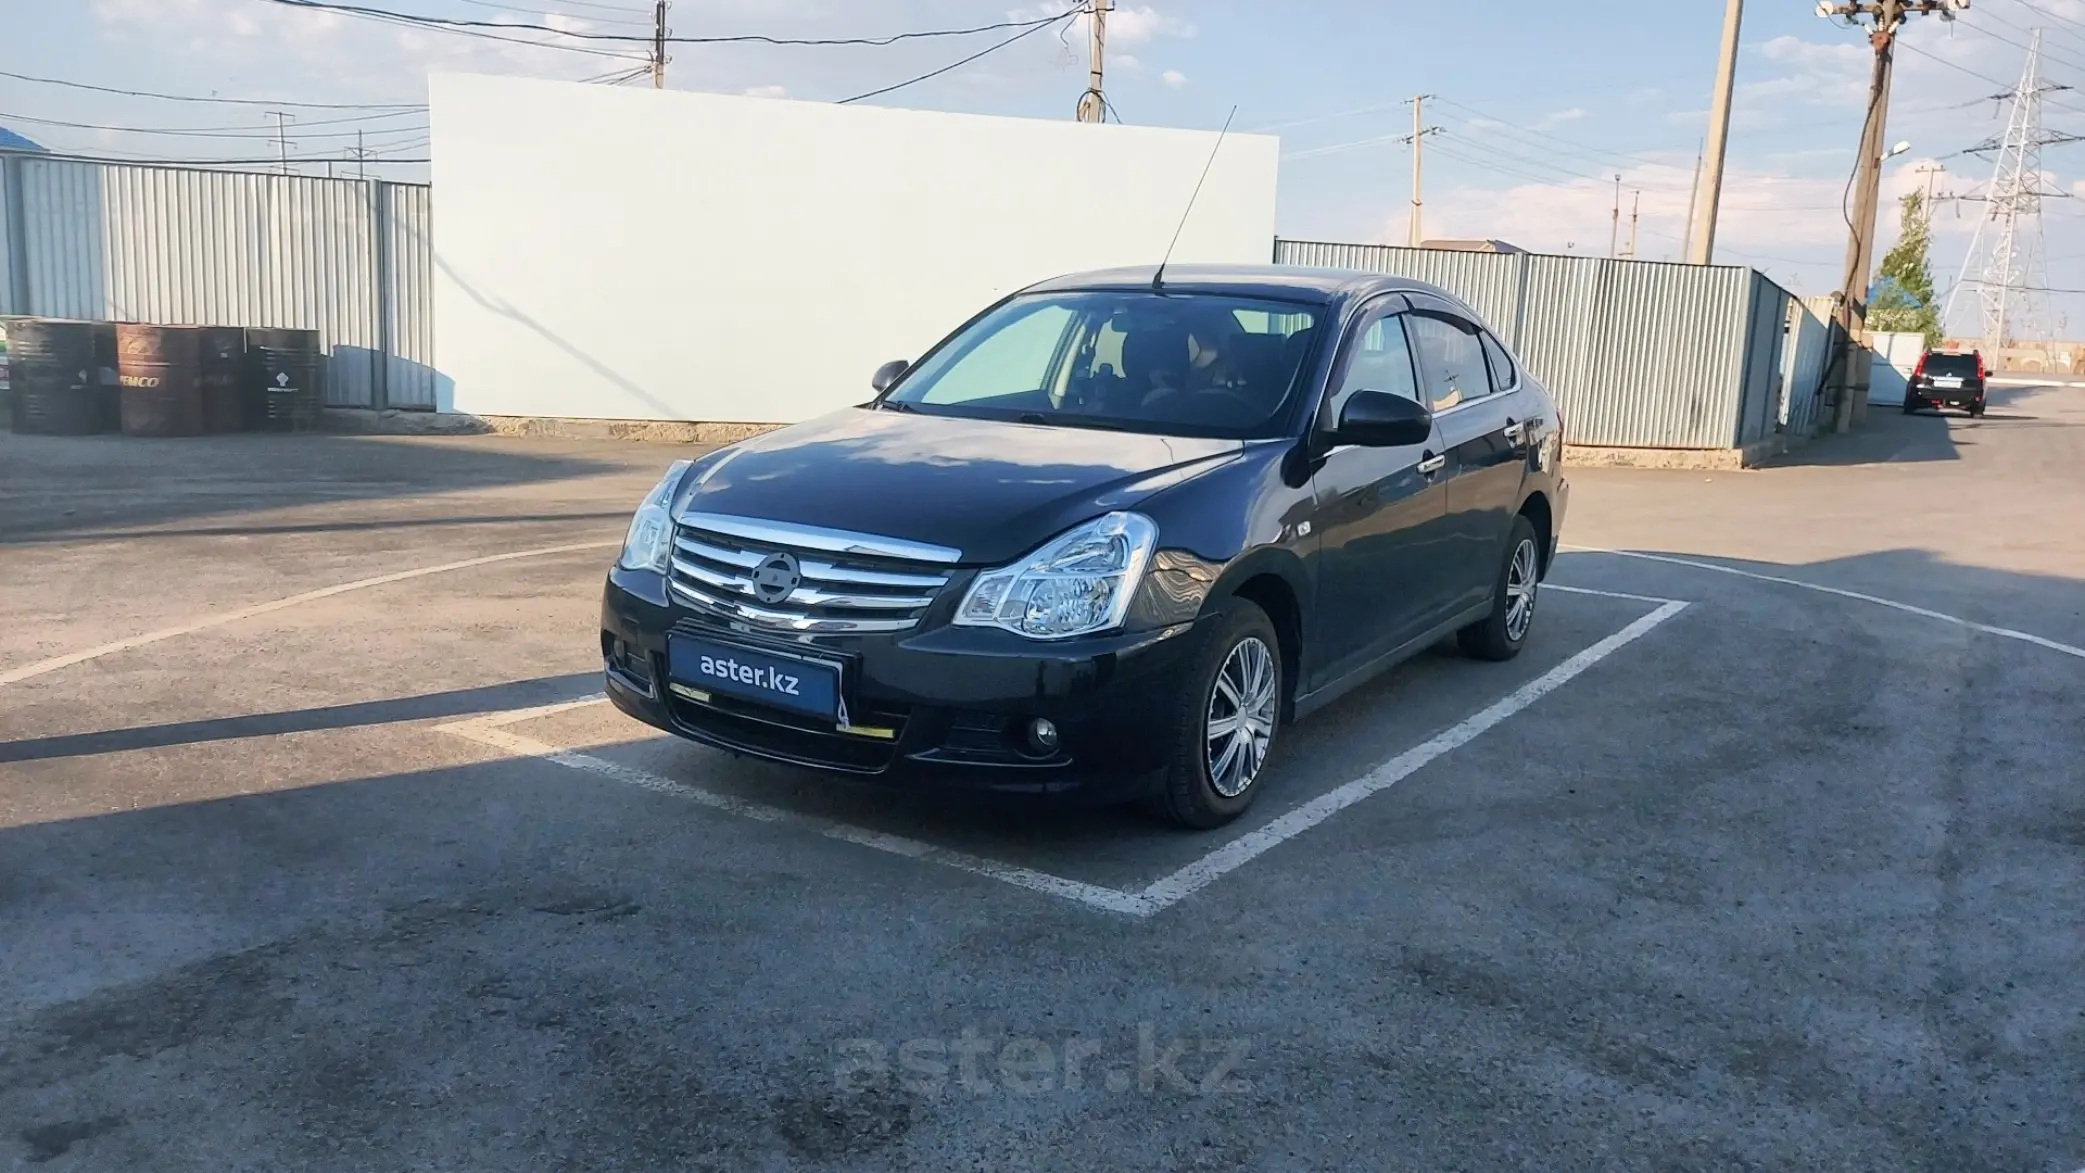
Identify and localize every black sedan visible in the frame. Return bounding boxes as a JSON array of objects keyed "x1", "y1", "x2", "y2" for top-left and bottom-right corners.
[{"x1": 601, "y1": 265, "x2": 1568, "y2": 828}]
